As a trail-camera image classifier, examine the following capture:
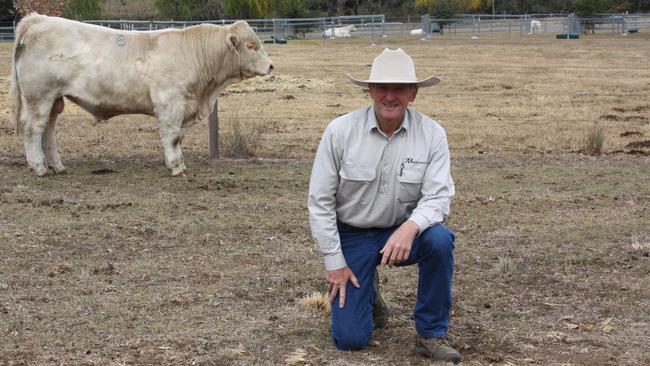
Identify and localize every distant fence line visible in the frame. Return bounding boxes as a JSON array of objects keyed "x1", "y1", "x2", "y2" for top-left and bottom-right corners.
[{"x1": 1, "y1": 13, "x2": 649, "y2": 41}]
